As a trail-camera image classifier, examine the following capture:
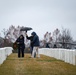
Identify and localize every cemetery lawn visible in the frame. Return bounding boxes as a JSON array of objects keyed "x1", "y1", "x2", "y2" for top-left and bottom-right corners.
[{"x1": 0, "y1": 53, "x2": 76, "y2": 75}]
